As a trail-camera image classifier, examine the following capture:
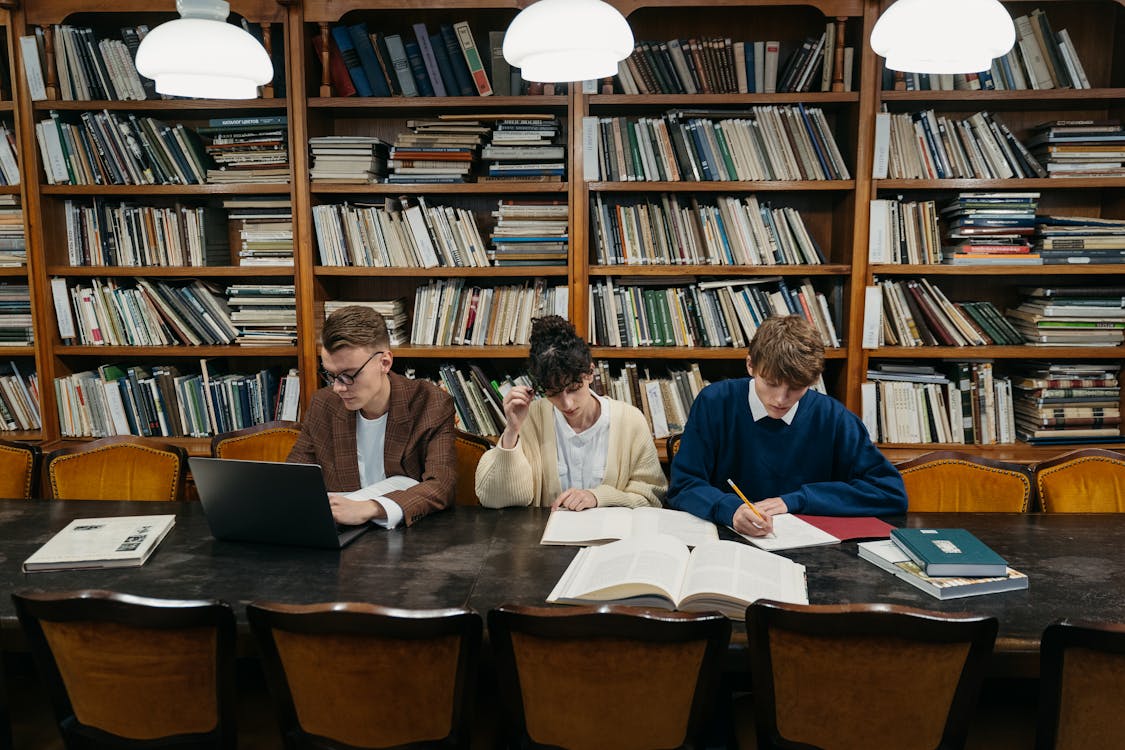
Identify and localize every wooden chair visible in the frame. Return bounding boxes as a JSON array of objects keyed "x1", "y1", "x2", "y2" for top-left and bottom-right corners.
[
  {"x1": 0, "y1": 439, "x2": 40, "y2": 499},
  {"x1": 246, "y1": 601, "x2": 481, "y2": 749},
  {"x1": 210, "y1": 420, "x2": 301, "y2": 462},
  {"x1": 897, "y1": 450, "x2": 1034, "y2": 512},
  {"x1": 488, "y1": 603, "x2": 731, "y2": 750},
  {"x1": 666, "y1": 432, "x2": 683, "y2": 461},
  {"x1": 1037, "y1": 619, "x2": 1125, "y2": 750},
  {"x1": 11, "y1": 589, "x2": 236, "y2": 749},
  {"x1": 1035, "y1": 449, "x2": 1125, "y2": 512},
  {"x1": 747, "y1": 600, "x2": 997, "y2": 750},
  {"x1": 45, "y1": 436, "x2": 188, "y2": 501},
  {"x1": 454, "y1": 429, "x2": 492, "y2": 506}
]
